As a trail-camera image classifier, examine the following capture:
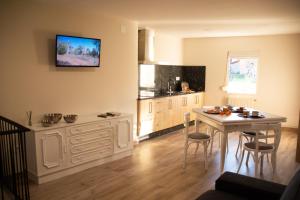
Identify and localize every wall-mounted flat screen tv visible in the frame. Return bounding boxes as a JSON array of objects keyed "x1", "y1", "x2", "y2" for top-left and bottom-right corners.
[{"x1": 56, "y1": 35, "x2": 101, "y2": 67}]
